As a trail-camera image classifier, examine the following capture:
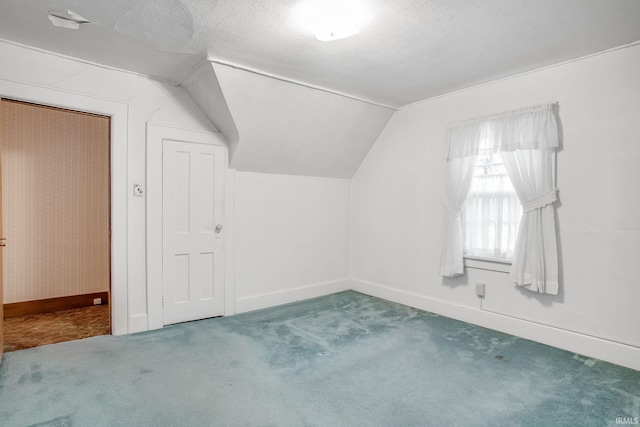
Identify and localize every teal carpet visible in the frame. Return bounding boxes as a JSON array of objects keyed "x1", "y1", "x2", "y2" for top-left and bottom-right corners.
[{"x1": 0, "y1": 291, "x2": 638, "y2": 426}]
